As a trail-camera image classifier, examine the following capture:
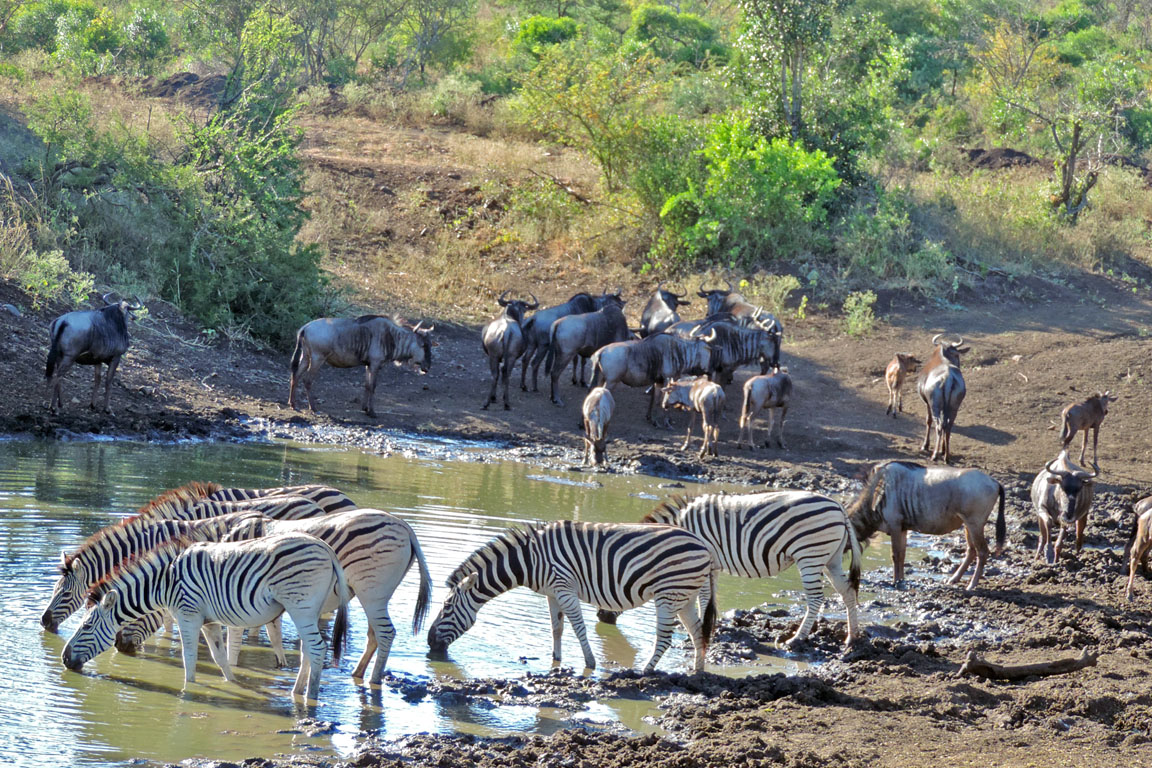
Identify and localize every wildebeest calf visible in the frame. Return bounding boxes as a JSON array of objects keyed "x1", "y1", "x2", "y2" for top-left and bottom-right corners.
[
  {"x1": 884, "y1": 353, "x2": 920, "y2": 417},
  {"x1": 581, "y1": 386, "x2": 615, "y2": 467},
  {"x1": 1030, "y1": 450, "x2": 1099, "y2": 564},
  {"x1": 1125, "y1": 495, "x2": 1152, "y2": 600},
  {"x1": 737, "y1": 369, "x2": 792, "y2": 449},
  {"x1": 662, "y1": 378, "x2": 725, "y2": 459},
  {"x1": 482, "y1": 290, "x2": 537, "y2": 410},
  {"x1": 1049, "y1": 391, "x2": 1115, "y2": 466},
  {"x1": 918, "y1": 334, "x2": 968, "y2": 463}
]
